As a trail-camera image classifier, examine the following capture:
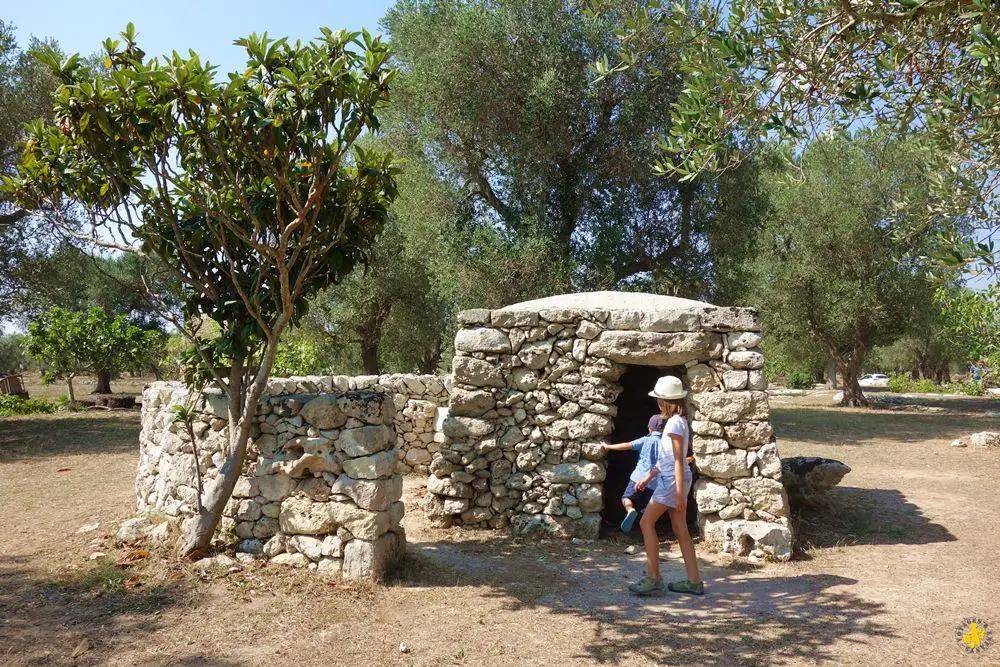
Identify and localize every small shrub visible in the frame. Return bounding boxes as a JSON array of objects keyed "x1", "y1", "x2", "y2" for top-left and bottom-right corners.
[
  {"x1": 0, "y1": 395, "x2": 63, "y2": 417},
  {"x1": 951, "y1": 381, "x2": 986, "y2": 396},
  {"x1": 785, "y1": 370, "x2": 813, "y2": 390},
  {"x1": 886, "y1": 373, "x2": 910, "y2": 393}
]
